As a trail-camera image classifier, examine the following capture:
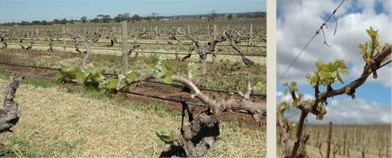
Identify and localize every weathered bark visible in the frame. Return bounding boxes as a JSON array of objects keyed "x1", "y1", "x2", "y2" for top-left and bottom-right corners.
[
  {"x1": 160, "y1": 110, "x2": 220, "y2": 157},
  {"x1": 277, "y1": 114, "x2": 291, "y2": 157},
  {"x1": 298, "y1": 130, "x2": 311, "y2": 157},
  {"x1": 291, "y1": 109, "x2": 309, "y2": 157},
  {"x1": 0, "y1": 76, "x2": 24, "y2": 133}
]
